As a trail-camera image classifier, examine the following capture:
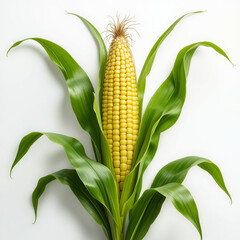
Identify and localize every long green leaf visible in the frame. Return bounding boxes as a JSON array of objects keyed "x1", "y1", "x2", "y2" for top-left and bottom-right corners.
[
  {"x1": 11, "y1": 132, "x2": 121, "y2": 239},
  {"x1": 138, "y1": 11, "x2": 204, "y2": 119},
  {"x1": 135, "y1": 42, "x2": 231, "y2": 166},
  {"x1": 126, "y1": 156, "x2": 231, "y2": 240},
  {"x1": 7, "y1": 38, "x2": 113, "y2": 173},
  {"x1": 32, "y1": 169, "x2": 112, "y2": 240},
  {"x1": 151, "y1": 156, "x2": 231, "y2": 198},
  {"x1": 67, "y1": 12, "x2": 107, "y2": 111},
  {"x1": 121, "y1": 41, "x2": 231, "y2": 219},
  {"x1": 126, "y1": 183, "x2": 202, "y2": 240}
]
